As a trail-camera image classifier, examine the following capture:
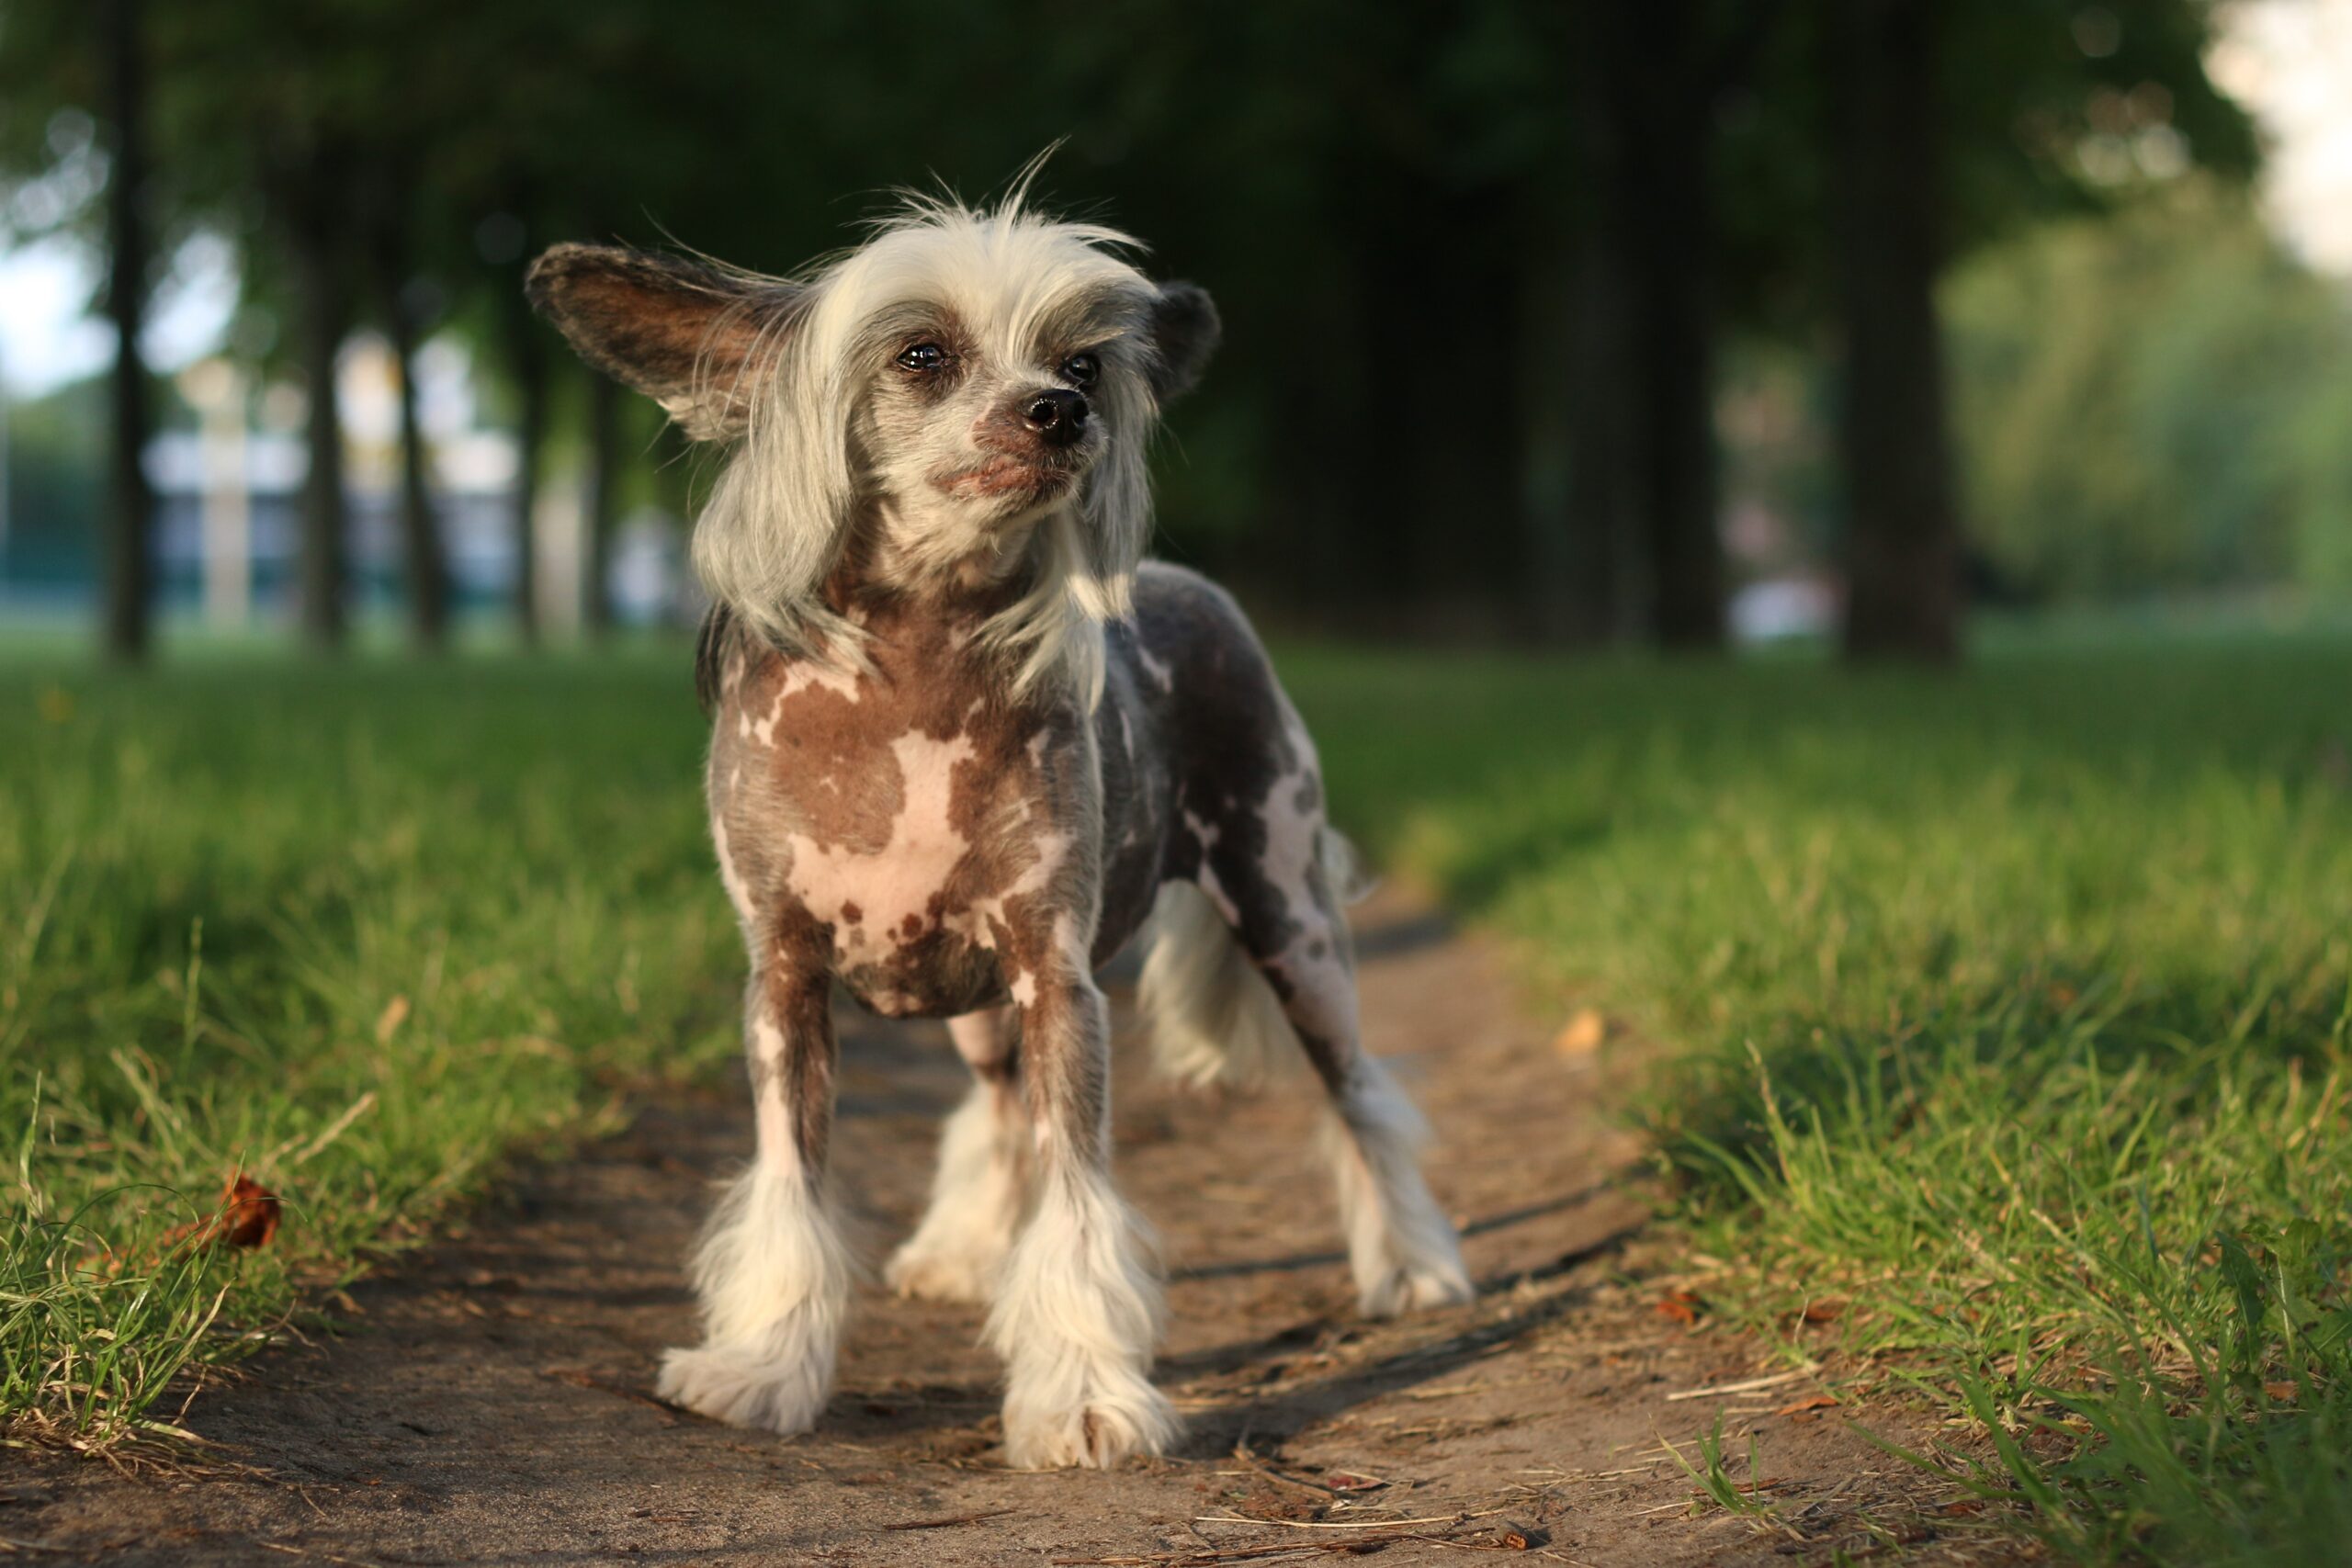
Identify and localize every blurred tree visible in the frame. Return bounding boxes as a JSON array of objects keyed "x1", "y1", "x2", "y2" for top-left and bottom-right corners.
[
  {"x1": 582, "y1": 366, "x2": 618, "y2": 637},
  {"x1": 2290, "y1": 376, "x2": 2352, "y2": 598},
  {"x1": 1821, "y1": 0, "x2": 2256, "y2": 659},
  {"x1": 98, "y1": 0, "x2": 153, "y2": 662},
  {"x1": 1946, "y1": 179, "x2": 2352, "y2": 600},
  {"x1": 1575, "y1": 2, "x2": 1783, "y2": 652},
  {"x1": 364, "y1": 163, "x2": 450, "y2": 649},
  {"x1": 1830, "y1": 0, "x2": 1961, "y2": 662},
  {"x1": 0, "y1": 0, "x2": 2288, "y2": 655},
  {"x1": 129, "y1": 1, "x2": 388, "y2": 649},
  {"x1": 284, "y1": 159, "x2": 350, "y2": 649},
  {"x1": 0, "y1": 2, "x2": 159, "y2": 659}
]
